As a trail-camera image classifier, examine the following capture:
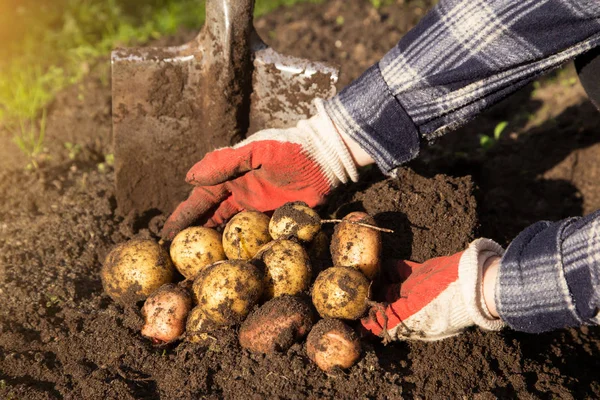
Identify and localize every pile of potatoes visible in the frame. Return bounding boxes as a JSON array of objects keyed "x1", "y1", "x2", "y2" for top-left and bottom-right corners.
[{"x1": 101, "y1": 201, "x2": 383, "y2": 373}]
